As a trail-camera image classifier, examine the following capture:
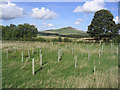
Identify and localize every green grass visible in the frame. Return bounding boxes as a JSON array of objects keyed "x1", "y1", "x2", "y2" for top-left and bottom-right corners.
[{"x1": 2, "y1": 41, "x2": 118, "y2": 88}]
